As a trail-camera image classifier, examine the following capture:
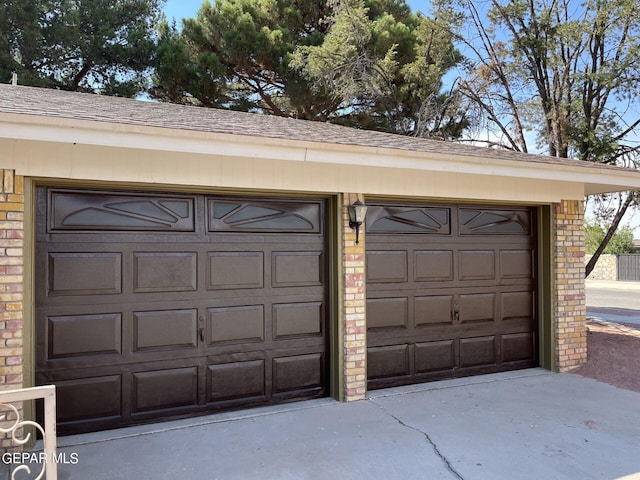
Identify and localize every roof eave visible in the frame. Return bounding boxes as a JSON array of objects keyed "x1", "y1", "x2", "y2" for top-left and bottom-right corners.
[{"x1": 2, "y1": 113, "x2": 640, "y2": 196}]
